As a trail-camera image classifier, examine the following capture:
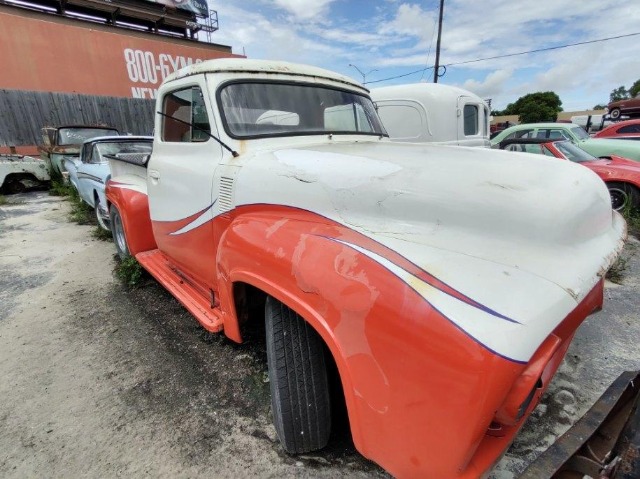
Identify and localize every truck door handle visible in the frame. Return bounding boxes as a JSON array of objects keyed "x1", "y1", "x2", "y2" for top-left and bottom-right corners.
[{"x1": 149, "y1": 170, "x2": 160, "y2": 180}]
